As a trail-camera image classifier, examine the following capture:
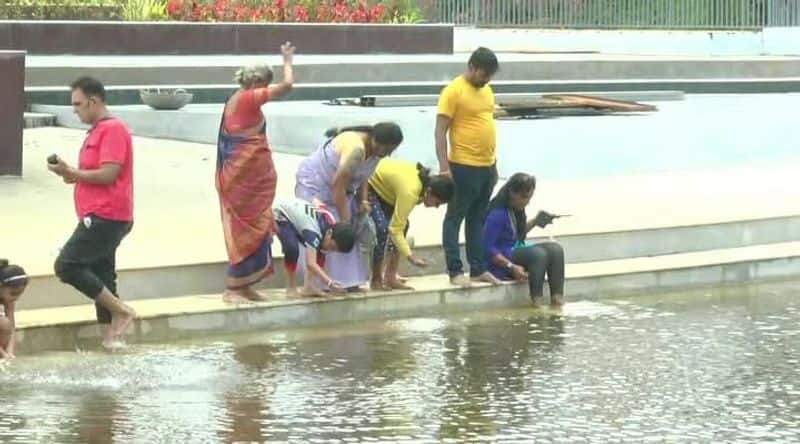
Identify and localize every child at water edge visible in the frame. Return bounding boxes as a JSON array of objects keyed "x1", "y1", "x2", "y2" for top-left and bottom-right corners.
[
  {"x1": 0, "y1": 259, "x2": 29, "y2": 359},
  {"x1": 273, "y1": 198, "x2": 357, "y2": 296}
]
